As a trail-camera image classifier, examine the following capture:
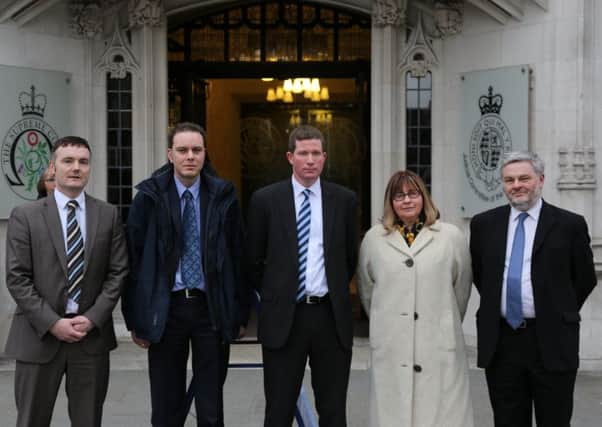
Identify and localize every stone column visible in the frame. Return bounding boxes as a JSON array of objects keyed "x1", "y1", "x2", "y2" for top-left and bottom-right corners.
[
  {"x1": 558, "y1": 0, "x2": 600, "y2": 370},
  {"x1": 370, "y1": 0, "x2": 407, "y2": 224},
  {"x1": 129, "y1": 0, "x2": 168, "y2": 181}
]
